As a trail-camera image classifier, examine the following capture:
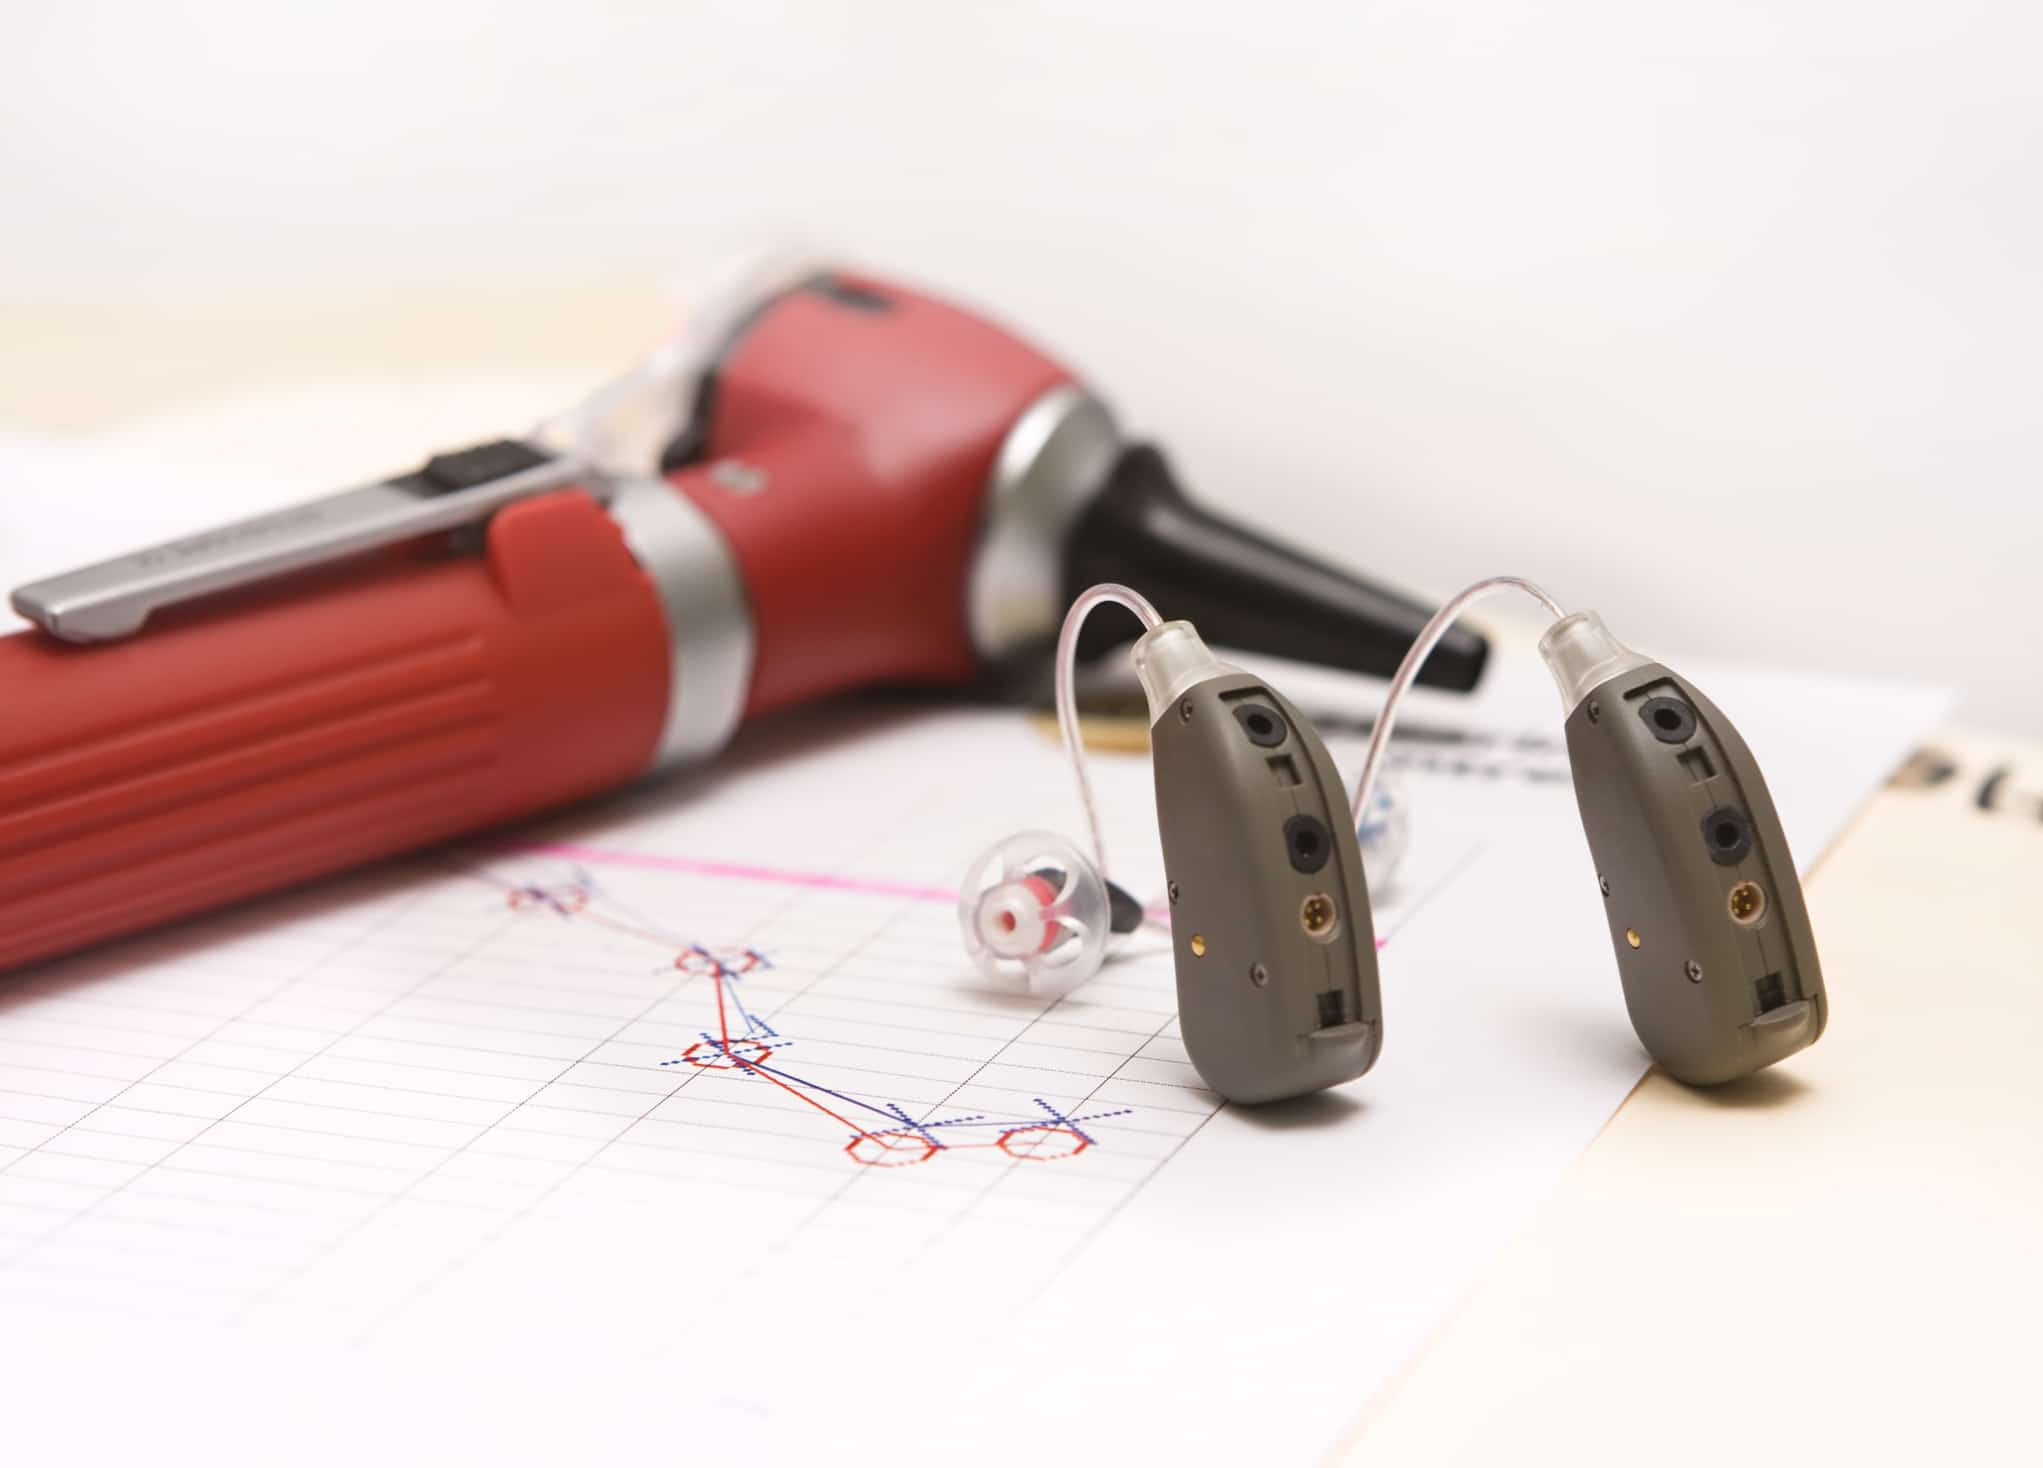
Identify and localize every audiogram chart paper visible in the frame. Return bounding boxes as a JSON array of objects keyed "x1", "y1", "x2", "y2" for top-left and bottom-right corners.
[
  {"x1": 0, "y1": 665, "x2": 1951, "y2": 1465},
  {"x1": 0, "y1": 719, "x2": 1197, "y2": 1344}
]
